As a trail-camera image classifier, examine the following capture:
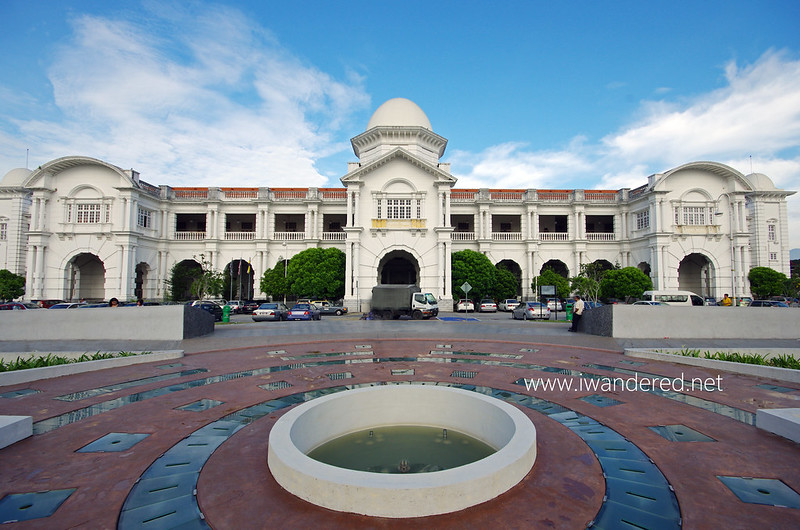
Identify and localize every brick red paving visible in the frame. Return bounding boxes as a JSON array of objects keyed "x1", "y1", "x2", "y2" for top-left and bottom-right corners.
[{"x1": 1, "y1": 334, "x2": 799, "y2": 529}]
